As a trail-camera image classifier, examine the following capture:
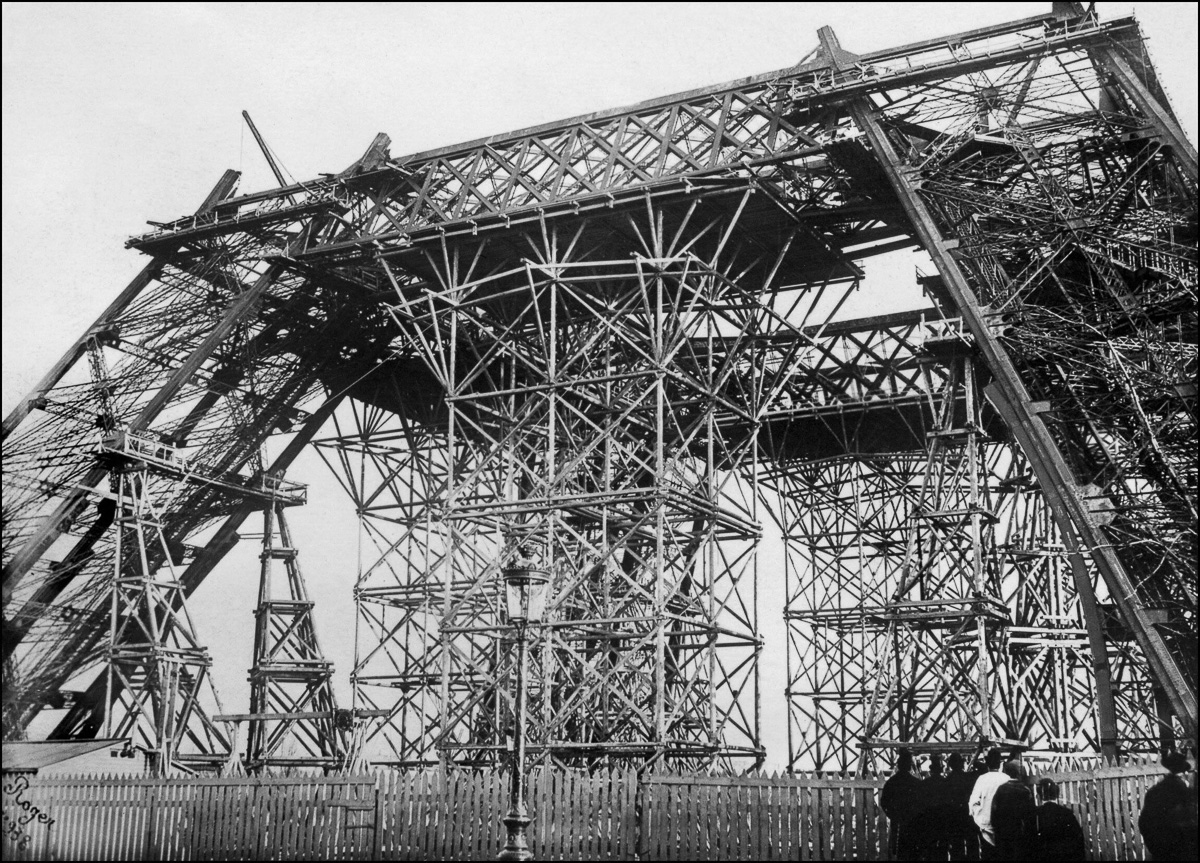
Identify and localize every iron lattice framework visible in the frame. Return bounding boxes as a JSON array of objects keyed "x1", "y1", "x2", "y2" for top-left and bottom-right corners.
[
  {"x1": 243, "y1": 500, "x2": 348, "y2": 772},
  {"x1": 2, "y1": 4, "x2": 1195, "y2": 773}
]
